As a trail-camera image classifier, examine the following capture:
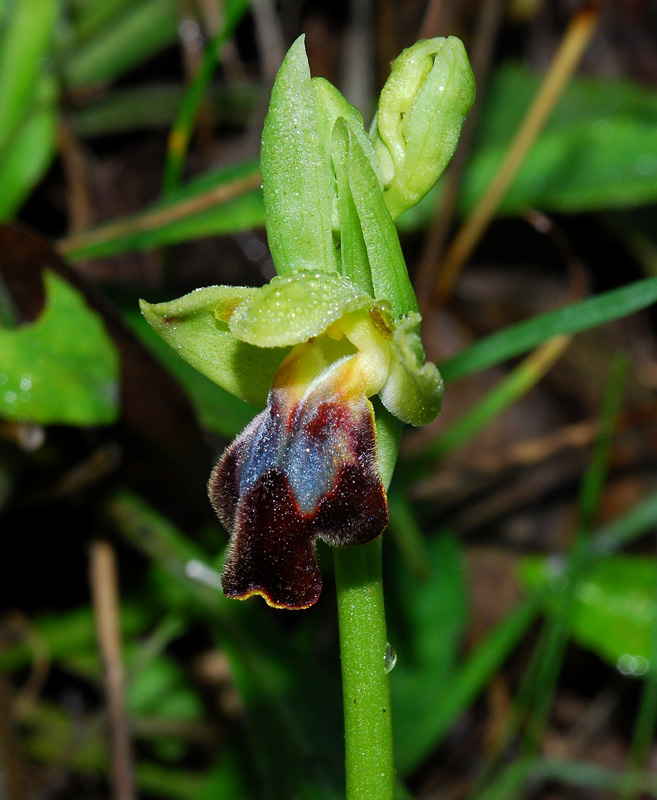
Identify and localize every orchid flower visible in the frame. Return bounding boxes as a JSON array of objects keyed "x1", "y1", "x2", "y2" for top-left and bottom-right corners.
[{"x1": 141, "y1": 35, "x2": 474, "y2": 609}]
